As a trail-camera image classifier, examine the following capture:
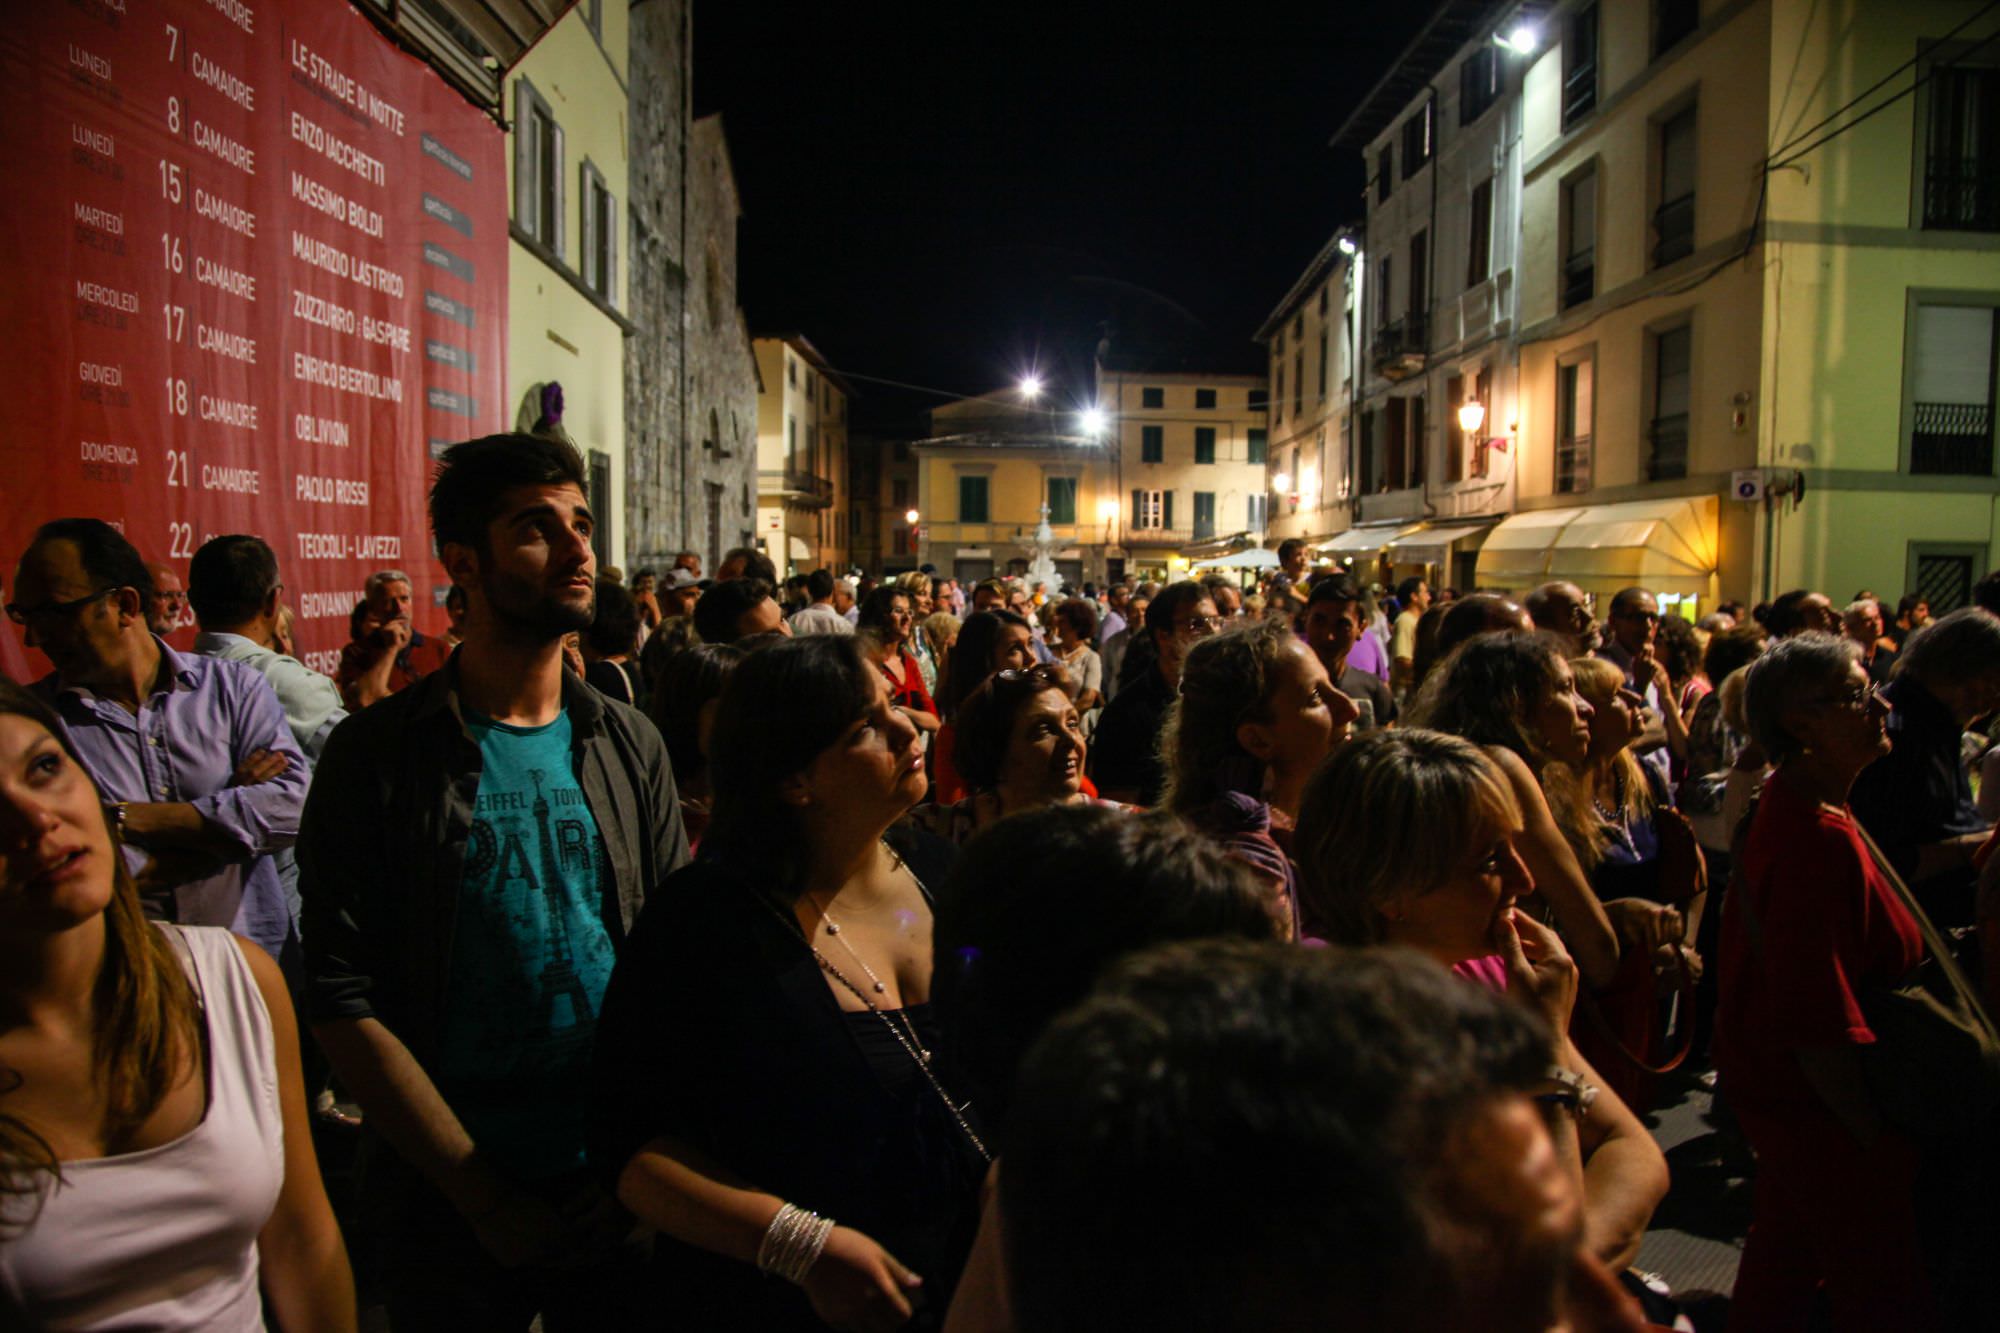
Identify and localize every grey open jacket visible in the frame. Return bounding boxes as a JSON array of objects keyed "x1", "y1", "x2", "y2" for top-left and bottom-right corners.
[{"x1": 297, "y1": 654, "x2": 690, "y2": 1067}]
